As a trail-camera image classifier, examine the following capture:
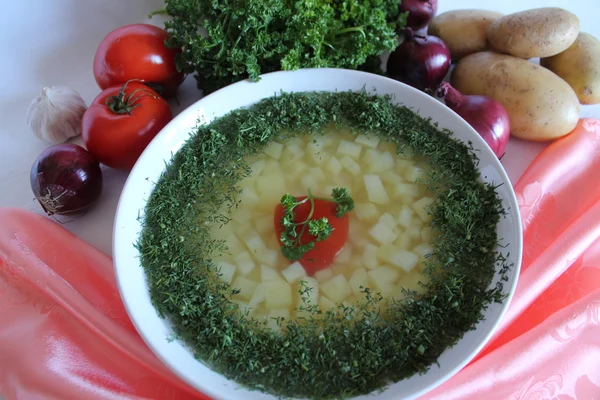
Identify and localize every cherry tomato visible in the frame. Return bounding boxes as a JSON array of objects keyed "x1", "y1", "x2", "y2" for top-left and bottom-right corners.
[
  {"x1": 81, "y1": 81, "x2": 172, "y2": 170},
  {"x1": 274, "y1": 196, "x2": 349, "y2": 275},
  {"x1": 93, "y1": 24, "x2": 184, "y2": 97}
]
